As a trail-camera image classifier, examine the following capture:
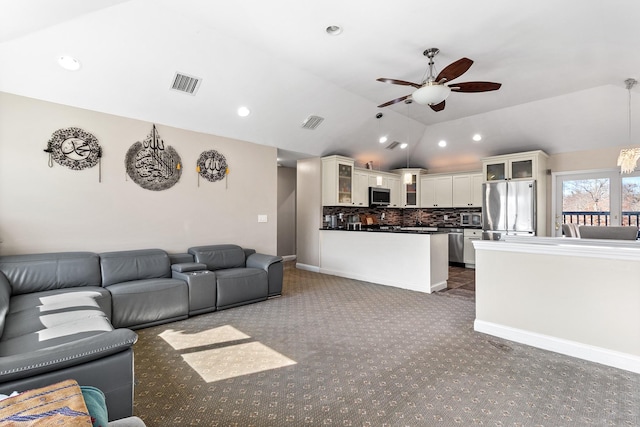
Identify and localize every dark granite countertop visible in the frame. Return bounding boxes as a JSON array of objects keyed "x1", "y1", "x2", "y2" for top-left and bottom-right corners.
[{"x1": 319, "y1": 226, "x2": 447, "y2": 234}]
